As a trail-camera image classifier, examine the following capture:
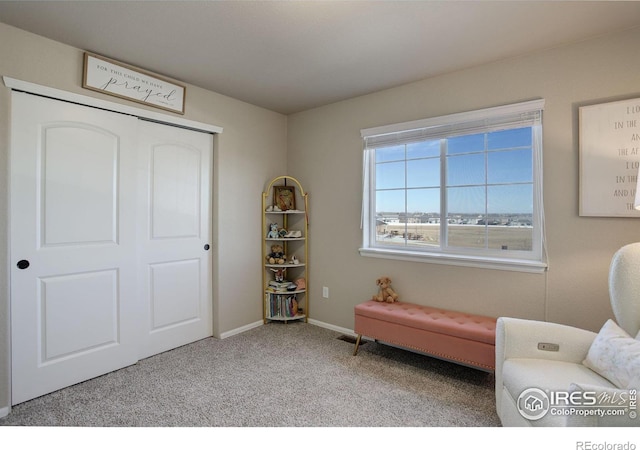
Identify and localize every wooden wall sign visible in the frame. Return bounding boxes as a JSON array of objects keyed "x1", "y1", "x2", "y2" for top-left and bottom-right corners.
[
  {"x1": 83, "y1": 52, "x2": 185, "y2": 114},
  {"x1": 579, "y1": 97, "x2": 640, "y2": 217}
]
